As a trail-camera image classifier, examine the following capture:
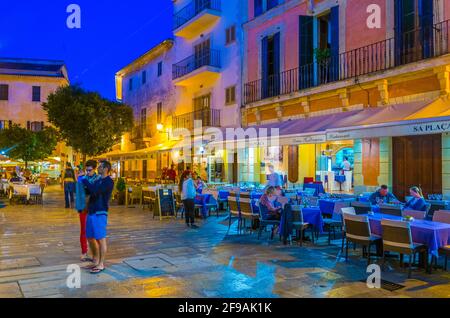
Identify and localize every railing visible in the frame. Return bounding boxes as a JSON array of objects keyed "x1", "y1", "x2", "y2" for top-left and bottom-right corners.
[
  {"x1": 131, "y1": 124, "x2": 152, "y2": 141},
  {"x1": 172, "y1": 109, "x2": 221, "y2": 130},
  {"x1": 174, "y1": 0, "x2": 221, "y2": 30},
  {"x1": 244, "y1": 19, "x2": 450, "y2": 104},
  {"x1": 172, "y1": 49, "x2": 221, "y2": 80}
]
